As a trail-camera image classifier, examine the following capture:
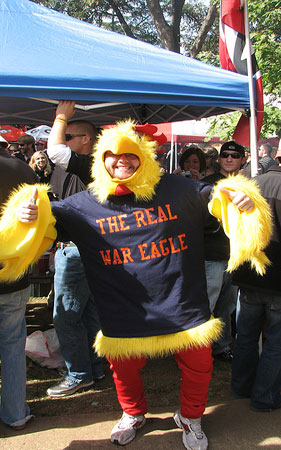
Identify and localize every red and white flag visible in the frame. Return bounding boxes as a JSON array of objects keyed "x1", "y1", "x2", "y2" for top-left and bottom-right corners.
[{"x1": 219, "y1": 0, "x2": 264, "y2": 146}]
